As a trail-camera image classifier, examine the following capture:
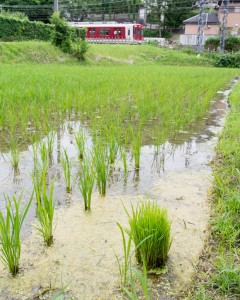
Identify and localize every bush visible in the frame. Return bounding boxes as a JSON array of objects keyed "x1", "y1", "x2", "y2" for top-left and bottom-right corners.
[
  {"x1": 50, "y1": 12, "x2": 72, "y2": 53},
  {"x1": 215, "y1": 52, "x2": 240, "y2": 68},
  {"x1": 205, "y1": 37, "x2": 220, "y2": 51},
  {"x1": 0, "y1": 15, "x2": 53, "y2": 41},
  {"x1": 225, "y1": 36, "x2": 240, "y2": 52},
  {"x1": 127, "y1": 201, "x2": 172, "y2": 269}
]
